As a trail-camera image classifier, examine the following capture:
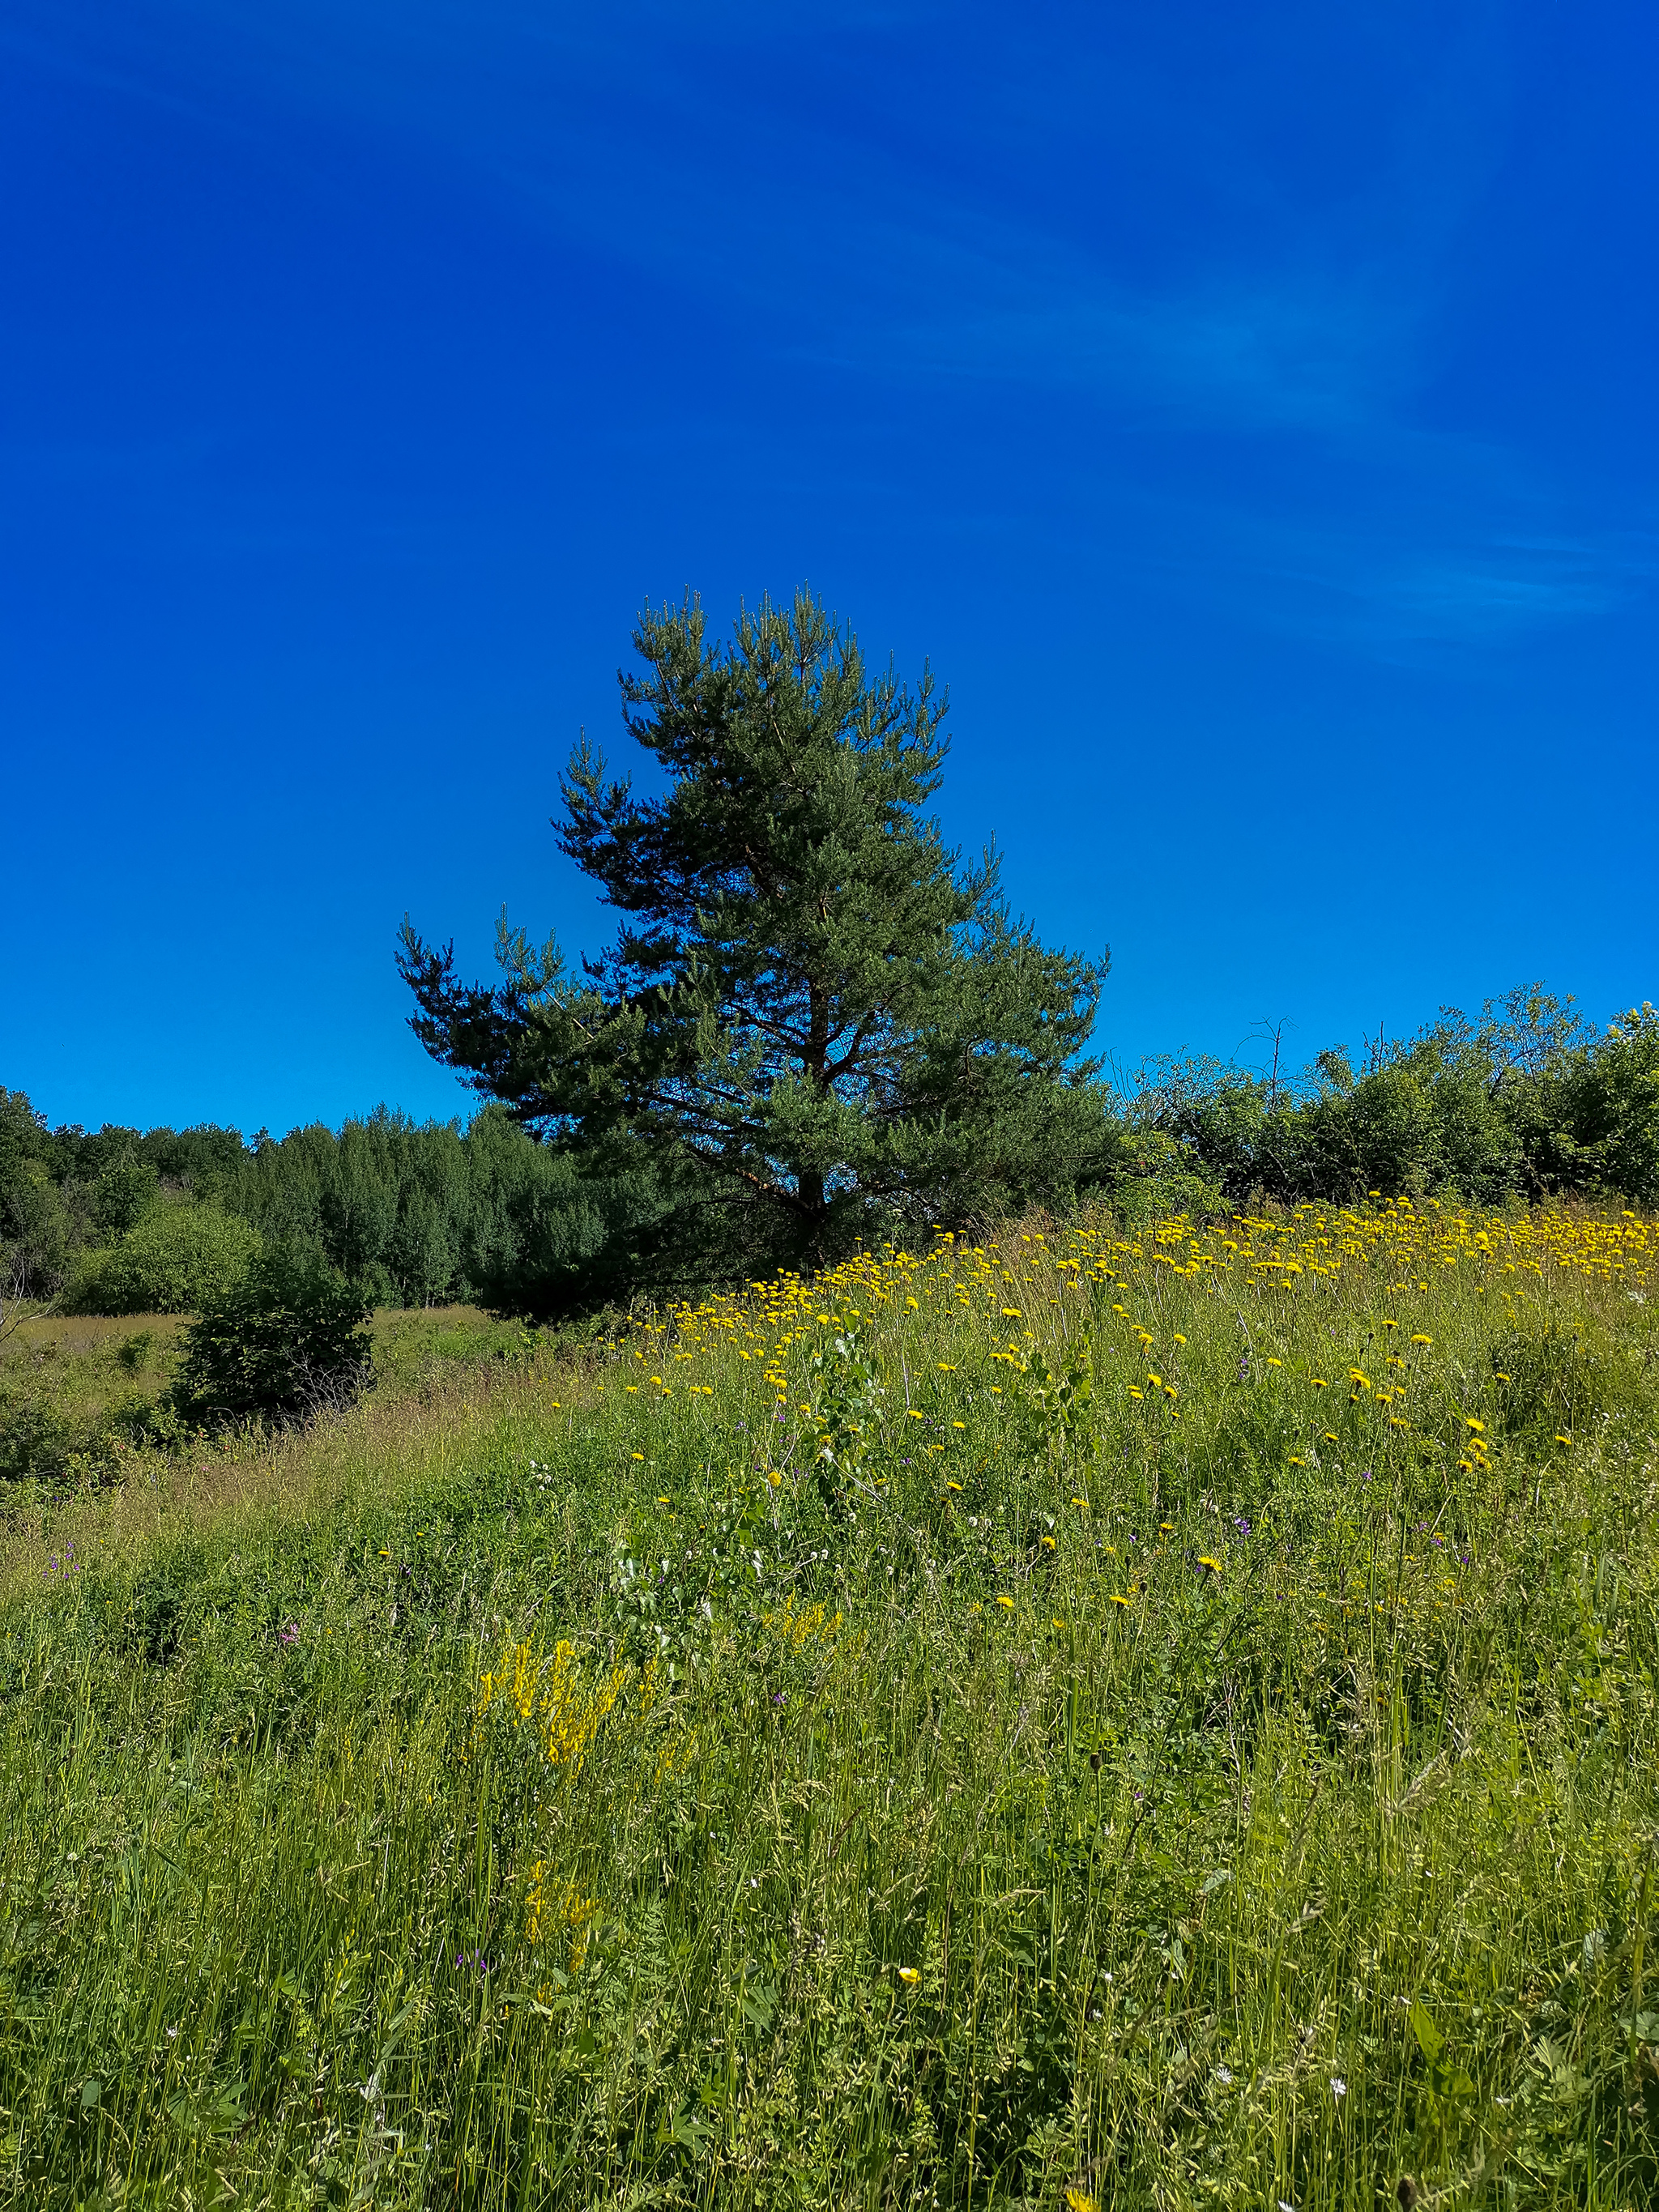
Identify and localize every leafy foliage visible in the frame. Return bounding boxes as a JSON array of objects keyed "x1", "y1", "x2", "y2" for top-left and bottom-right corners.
[
  {"x1": 66, "y1": 1202, "x2": 262, "y2": 1317},
  {"x1": 1130, "y1": 987, "x2": 1659, "y2": 1208},
  {"x1": 167, "y1": 1248, "x2": 374, "y2": 1429}
]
